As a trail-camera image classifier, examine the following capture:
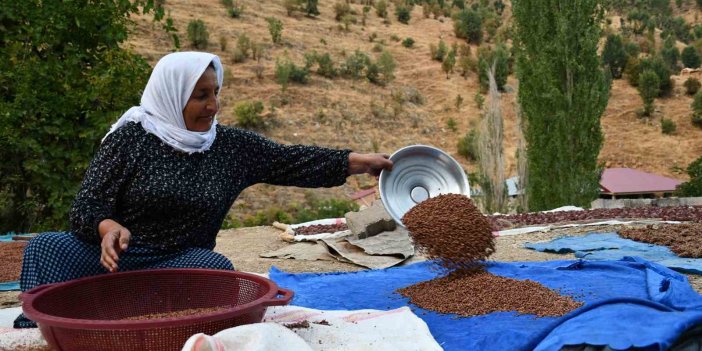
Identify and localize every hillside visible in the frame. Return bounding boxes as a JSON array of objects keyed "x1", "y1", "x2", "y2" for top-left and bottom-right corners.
[{"x1": 123, "y1": 0, "x2": 702, "y2": 219}]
